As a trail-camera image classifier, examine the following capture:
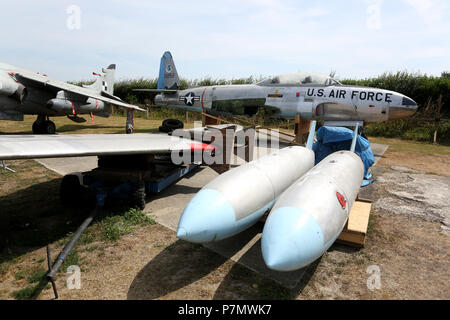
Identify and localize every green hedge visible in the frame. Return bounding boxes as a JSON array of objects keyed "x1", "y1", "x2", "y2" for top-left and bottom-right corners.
[{"x1": 366, "y1": 119, "x2": 450, "y2": 143}]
